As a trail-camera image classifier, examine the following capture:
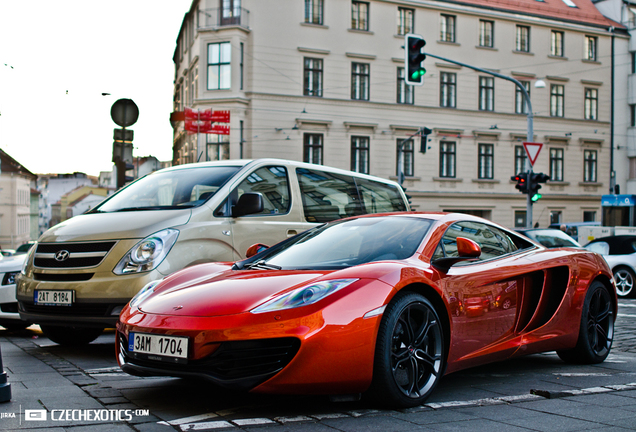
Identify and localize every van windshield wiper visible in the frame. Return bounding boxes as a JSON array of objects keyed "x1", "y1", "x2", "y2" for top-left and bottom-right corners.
[{"x1": 243, "y1": 261, "x2": 282, "y2": 270}]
